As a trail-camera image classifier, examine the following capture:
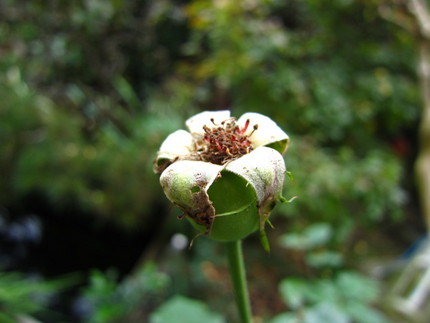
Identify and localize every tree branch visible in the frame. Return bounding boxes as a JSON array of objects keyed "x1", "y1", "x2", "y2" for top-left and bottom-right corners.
[
  {"x1": 415, "y1": 40, "x2": 430, "y2": 232},
  {"x1": 409, "y1": 0, "x2": 430, "y2": 38}
]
